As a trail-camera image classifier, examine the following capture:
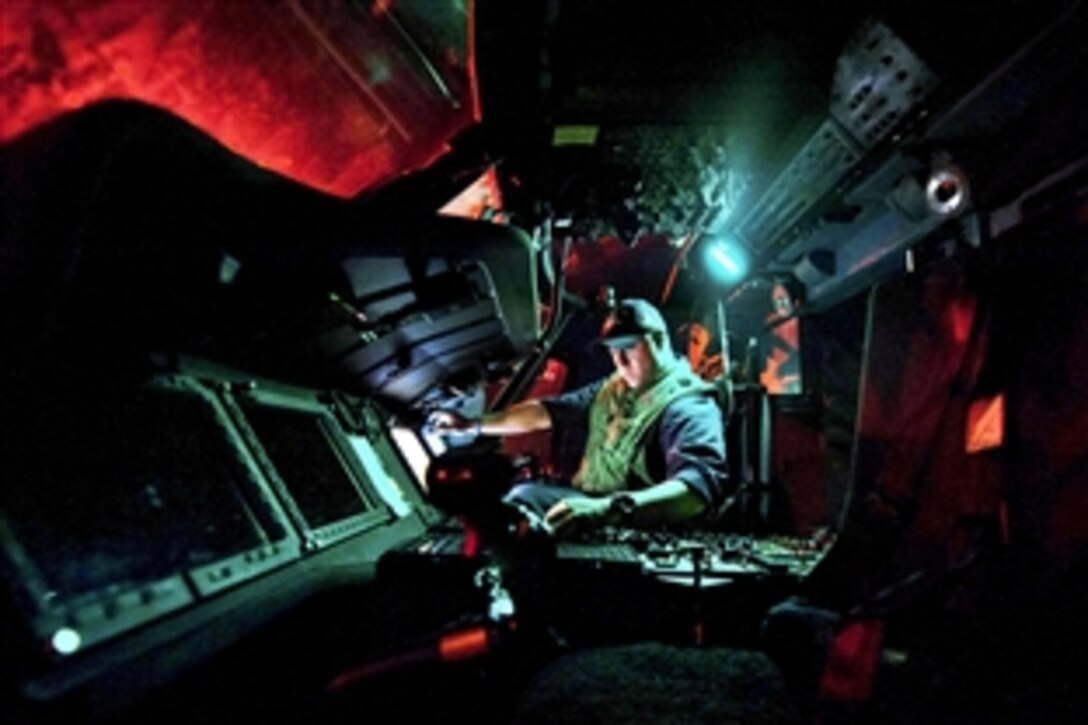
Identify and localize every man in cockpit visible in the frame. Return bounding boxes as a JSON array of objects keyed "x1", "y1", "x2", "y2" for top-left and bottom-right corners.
[{"x1": 429, "y1": 298, "x2": 728, "y2": 536}]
